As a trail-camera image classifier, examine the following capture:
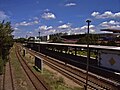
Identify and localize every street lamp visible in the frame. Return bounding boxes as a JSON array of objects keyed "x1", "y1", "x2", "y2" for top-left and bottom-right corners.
[
  {"x1": 85, "y1": 19, "x2": 91, "y2": 90},
  {"x1": 38, "y1": 31, "x2": 40, "y2": 42}
]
